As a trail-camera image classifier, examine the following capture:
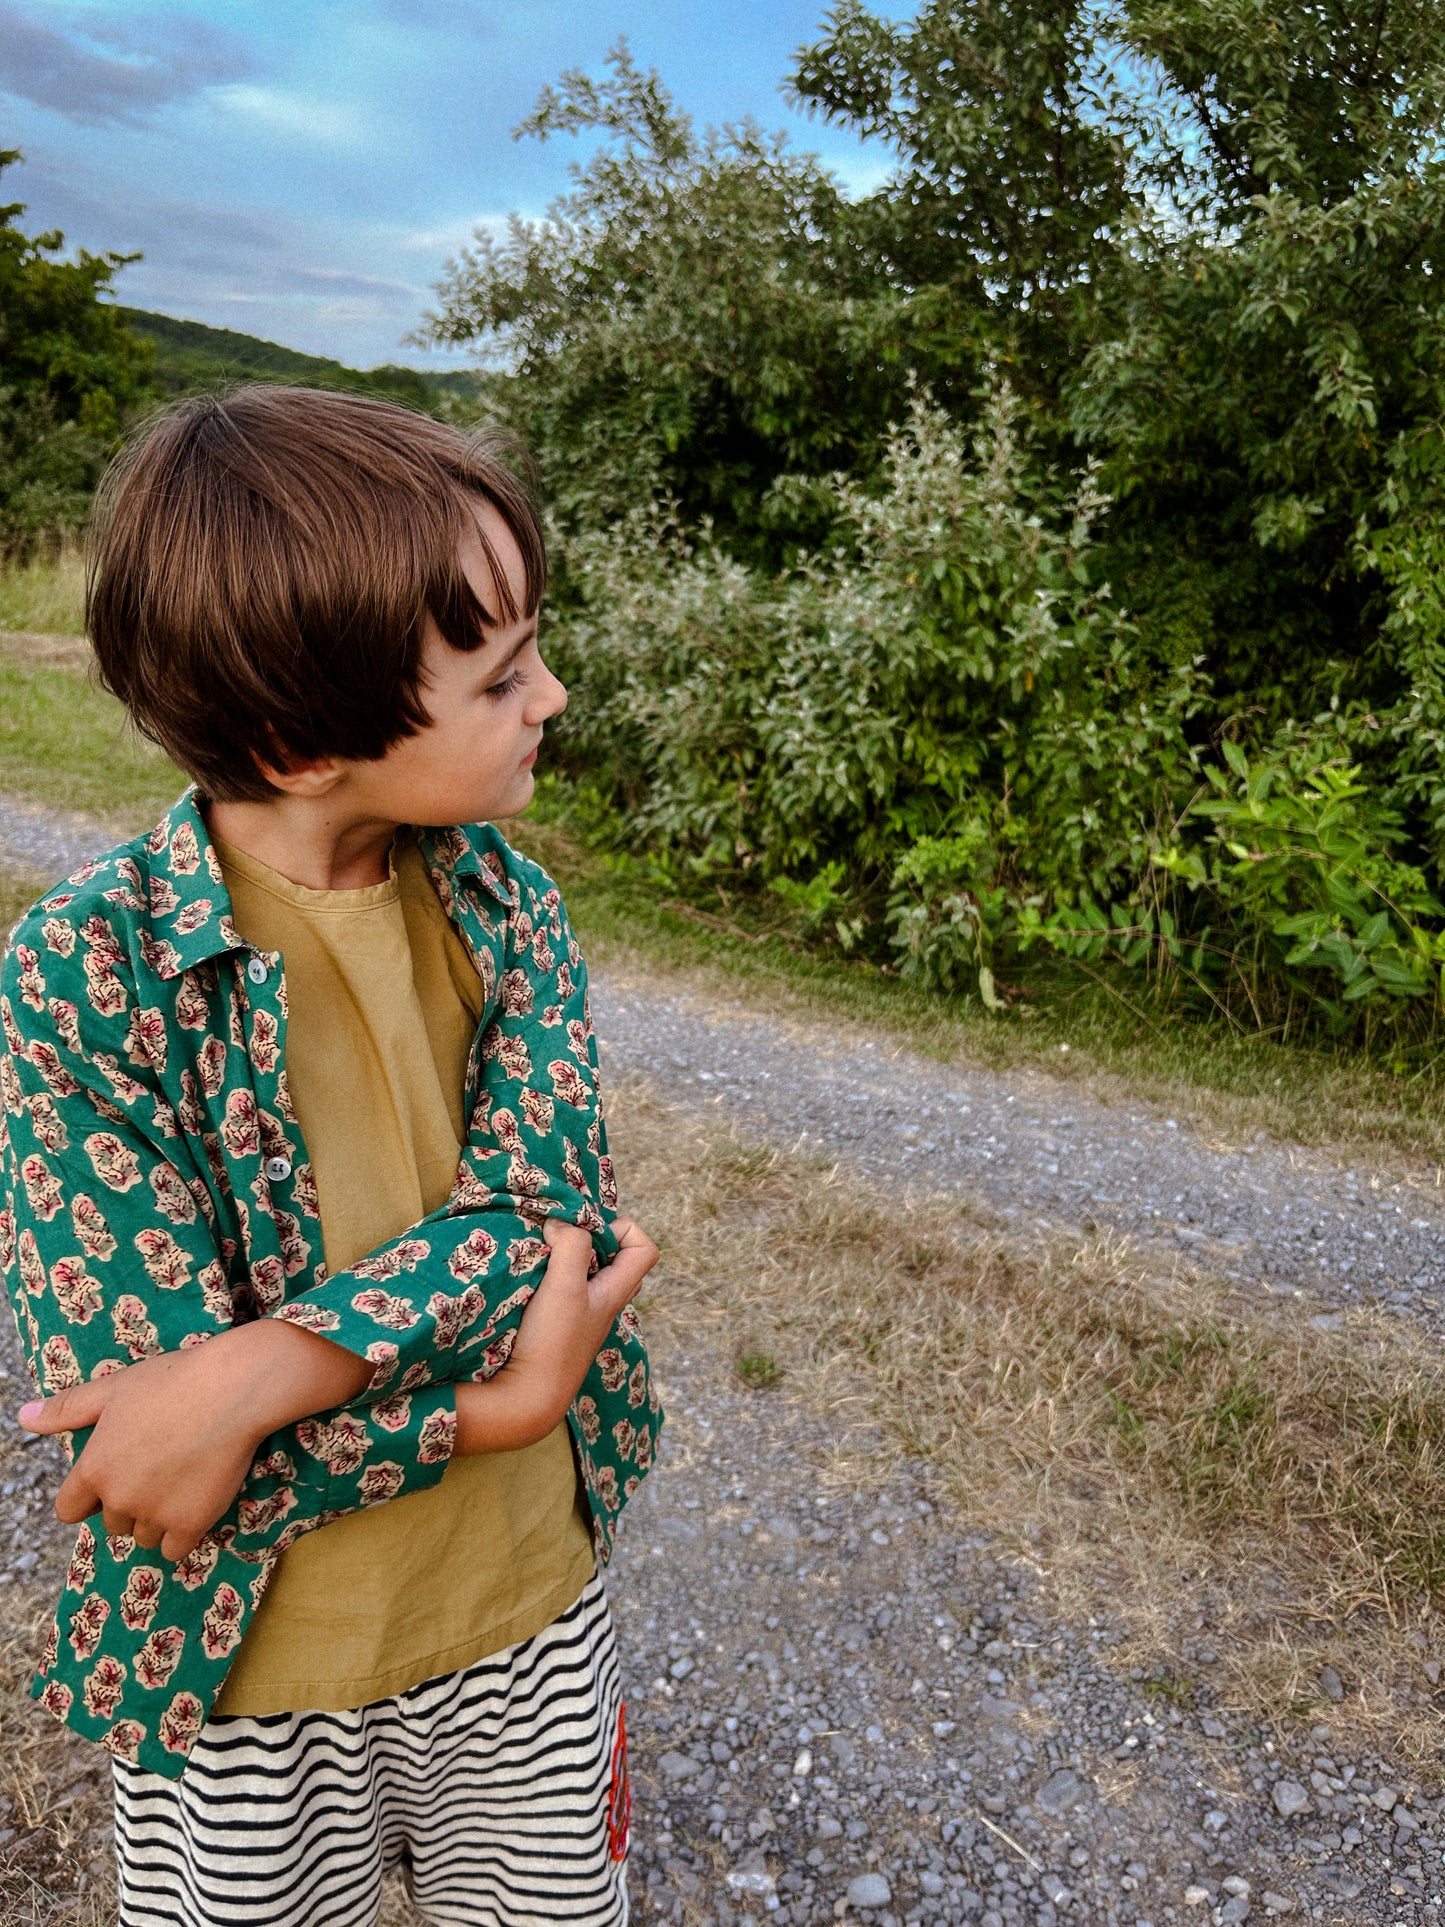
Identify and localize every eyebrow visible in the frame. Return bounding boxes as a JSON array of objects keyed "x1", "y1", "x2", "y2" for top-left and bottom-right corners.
[{"x1": 480, "y1": 622, "x2": 537, "y2": 679}]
